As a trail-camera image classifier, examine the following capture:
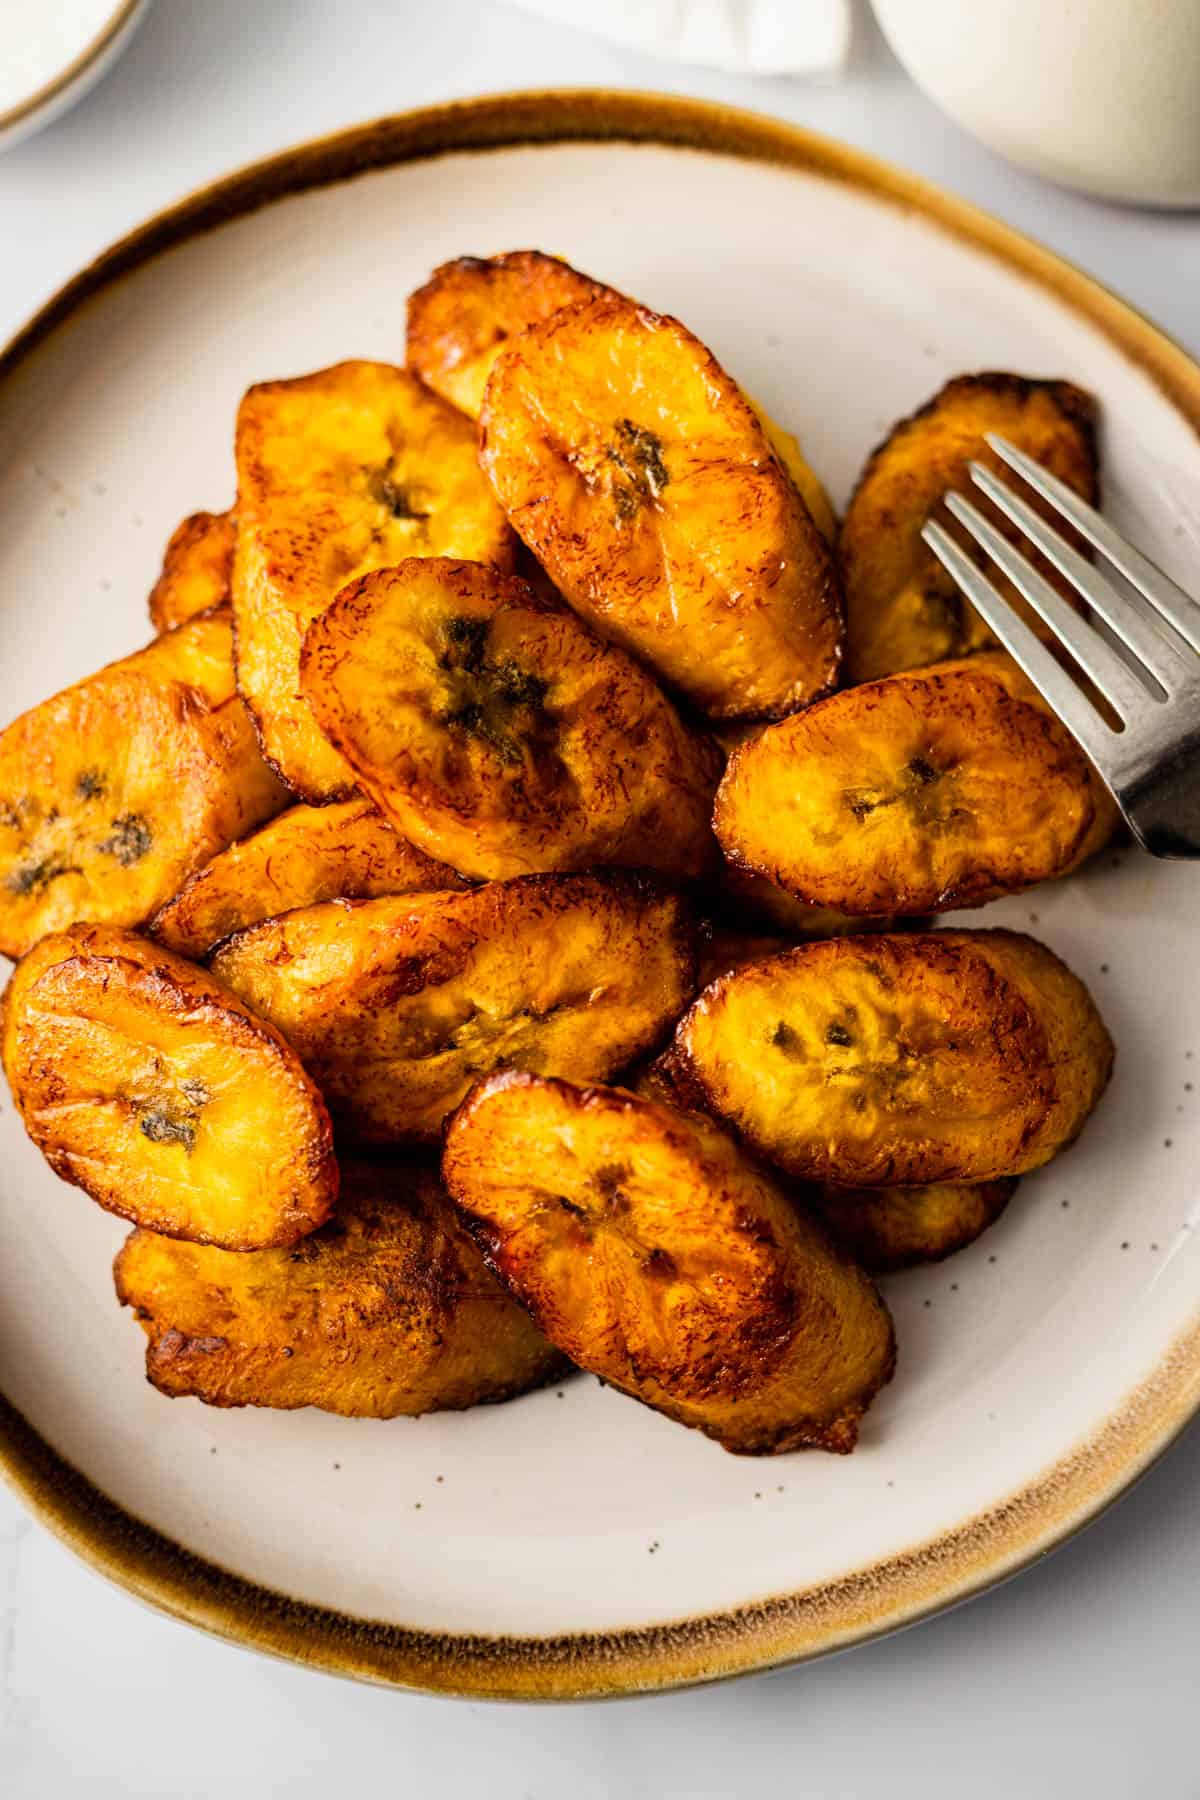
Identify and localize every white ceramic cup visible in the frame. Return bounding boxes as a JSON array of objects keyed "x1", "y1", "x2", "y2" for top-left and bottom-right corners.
[{"x1": 873, "y1": 0, "x2": 1200, "y2": 207}]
